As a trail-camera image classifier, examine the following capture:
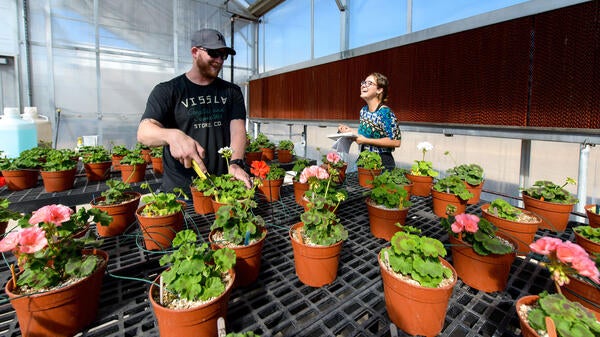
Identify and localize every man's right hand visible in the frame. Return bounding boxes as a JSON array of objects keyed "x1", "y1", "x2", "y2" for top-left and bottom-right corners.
[{"x1": 167, "y1": 130, "x2": 206, "y2": 171}]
